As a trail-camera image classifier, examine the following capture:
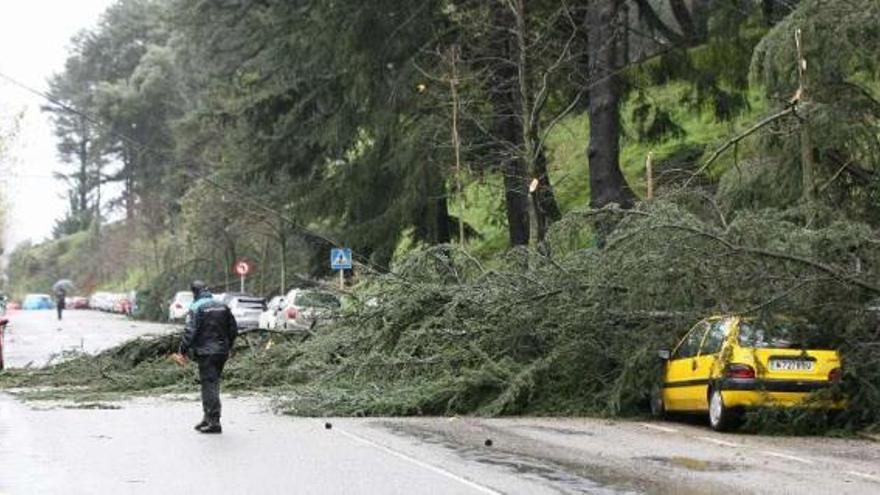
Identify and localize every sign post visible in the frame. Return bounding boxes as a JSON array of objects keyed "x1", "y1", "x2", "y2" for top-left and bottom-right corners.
[
  {"x1": 330, "y1": 248, "x2": 353, "y2": 290},
  {"x1": 233, "y1": 260, "x2": 252, "y2": 293}
]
